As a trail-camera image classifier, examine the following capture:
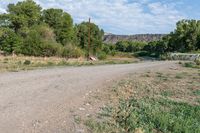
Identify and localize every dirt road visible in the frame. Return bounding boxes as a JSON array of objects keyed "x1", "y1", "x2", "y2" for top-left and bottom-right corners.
[{"x1": 0, "y1": 61, "x2": 176, "y2": 133}]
